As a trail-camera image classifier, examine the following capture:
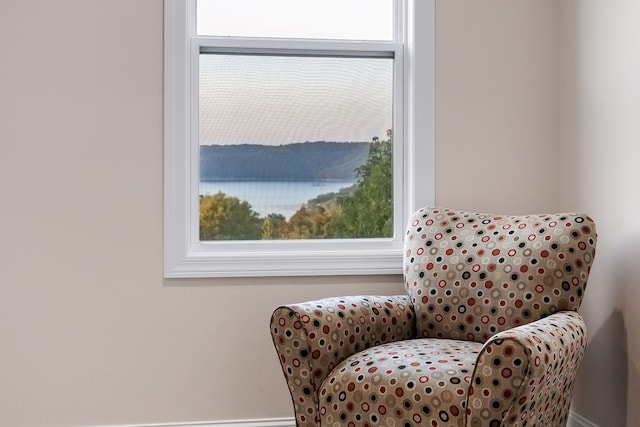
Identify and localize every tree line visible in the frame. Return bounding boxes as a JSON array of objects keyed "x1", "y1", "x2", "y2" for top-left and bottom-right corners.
[
  {"x1": 199, "y1": 130, "x2": 393, "y2": 240},
  {"x1": 200, "y1": 141, "x2": 369, "y2": 181}
]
